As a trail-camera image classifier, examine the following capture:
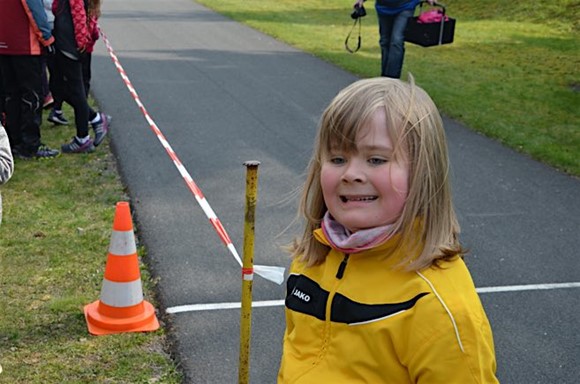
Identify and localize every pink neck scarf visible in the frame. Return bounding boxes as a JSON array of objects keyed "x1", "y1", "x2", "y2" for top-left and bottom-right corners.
[{"x1": 321, "y1": 212, "x2": 395, "y2": 254}]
